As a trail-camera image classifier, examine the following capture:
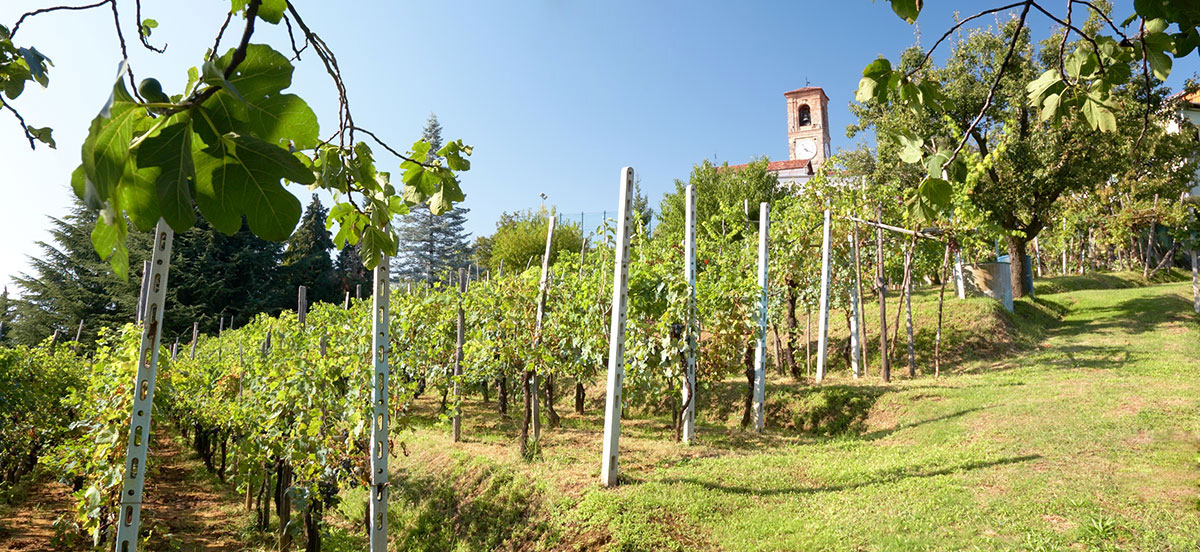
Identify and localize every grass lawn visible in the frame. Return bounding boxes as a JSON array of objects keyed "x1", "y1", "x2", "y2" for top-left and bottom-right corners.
[{"x1": 335, "y1": 275, "x2": 1200, "y2": 551}]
